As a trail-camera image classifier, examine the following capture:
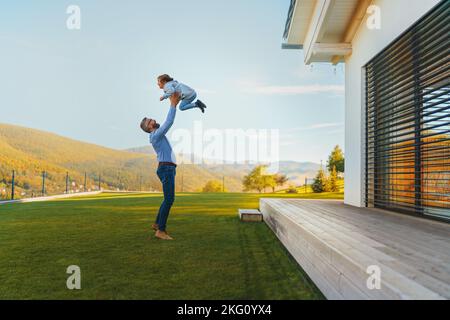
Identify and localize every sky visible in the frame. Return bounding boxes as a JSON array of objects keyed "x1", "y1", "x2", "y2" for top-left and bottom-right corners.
[{"x1": 0, "y1": 0, "x2": 345, "y2": 164}]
